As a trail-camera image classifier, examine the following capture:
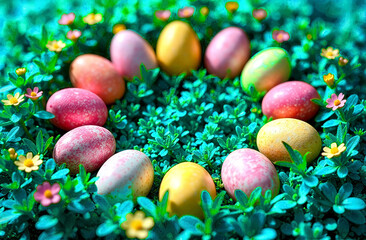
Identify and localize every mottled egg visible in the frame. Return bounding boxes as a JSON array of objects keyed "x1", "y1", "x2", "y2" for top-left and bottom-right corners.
[
  {"x1": 257, "y1": 118, "x2": 322, "y2": 163},
  {"x1": 159, "y1": 162, "x2": 216, "y2": 219},
  {"x1": 156, "y1": 21, "x2": 201, "y2": 76},
  {"x1": 241, "y1": 47, "x2": 291, "y2": 93},
  {"x1": 96, "y1": 150, "x2": 154, "y2": 204},
  {"x1": 262, "y1": 81, "x2": 320, "y2": 121},
  {"x1": 46, "y1": 88, "x2": 108, "y2": 131},
  {"x1": 221, "y1": 148, "x2": 280, "y2": 200},
  {"x1": 70, "y1": 54, "x2": 125, "y2": 104},
  {"x1": 205, "y1": 27, "x2": 251, "y2": 79},
  {"x1": 110, "y1": 30, "x2": 158, "y2": 80},
  {"x1": 53, "y1": 125, "x2": 116, "y2": 174}
]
